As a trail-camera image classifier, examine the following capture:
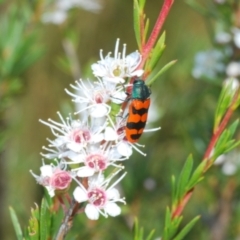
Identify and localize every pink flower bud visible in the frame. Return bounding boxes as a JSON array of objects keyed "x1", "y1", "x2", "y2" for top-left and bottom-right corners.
[{"x1": 50, "y1": 169, "x2": 72, "y2": 190}]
